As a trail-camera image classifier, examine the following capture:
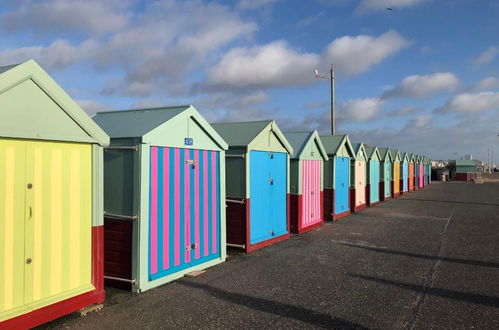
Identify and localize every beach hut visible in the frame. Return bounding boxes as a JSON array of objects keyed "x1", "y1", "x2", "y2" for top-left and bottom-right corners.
[
  {"x1": 418, "y1": 156, "x2": 424, "y2": 188},
  {"x1": 284, "y1": 131, "x2": 328, "y2": 234},
  {"x1": 378, "y1": 148, "x2": 392, "y2": 201},
  {"x1": 414, "y1": 155, "x2": 421, "y2": 190},
  {"x1": 321, "y1": 135, "x2": 355, "y2": 220},
  {"x1": 211, "y1": 121, "x2": 292, "y2": 253},
  {"x1": 399, "y1": 152, "x2": 409, "y2": 194},
  {"x1": 425, "y1": 157, "x2": 430, "y2": 185},
  {"x1": 408, "y1": 153, "x2": 415, "y2": 192},
  {"x1": 93, "y1": 105, "x2": 228, "y2": 292},
  {"x1": 0, "y1": 60, "x2": 109, "y2": 328},
  {"x1": 365, "y1": 146, "x2": 382, "y2": 206},
  {"x1": 390, "y1": 149, "x2": 401, "y2": 198},
  {"x1": 350, "y1": 143, "x2": 368, "y2": 212}
]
